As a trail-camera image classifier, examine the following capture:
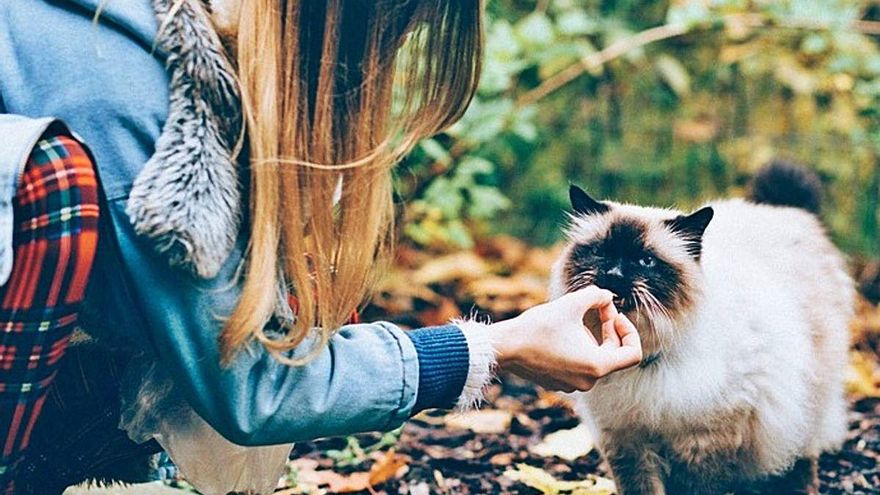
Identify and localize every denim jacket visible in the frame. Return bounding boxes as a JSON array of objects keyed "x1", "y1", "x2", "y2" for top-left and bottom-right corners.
[{"x1": 0, "y1": 0, "x2": 494, "y2": 453}]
